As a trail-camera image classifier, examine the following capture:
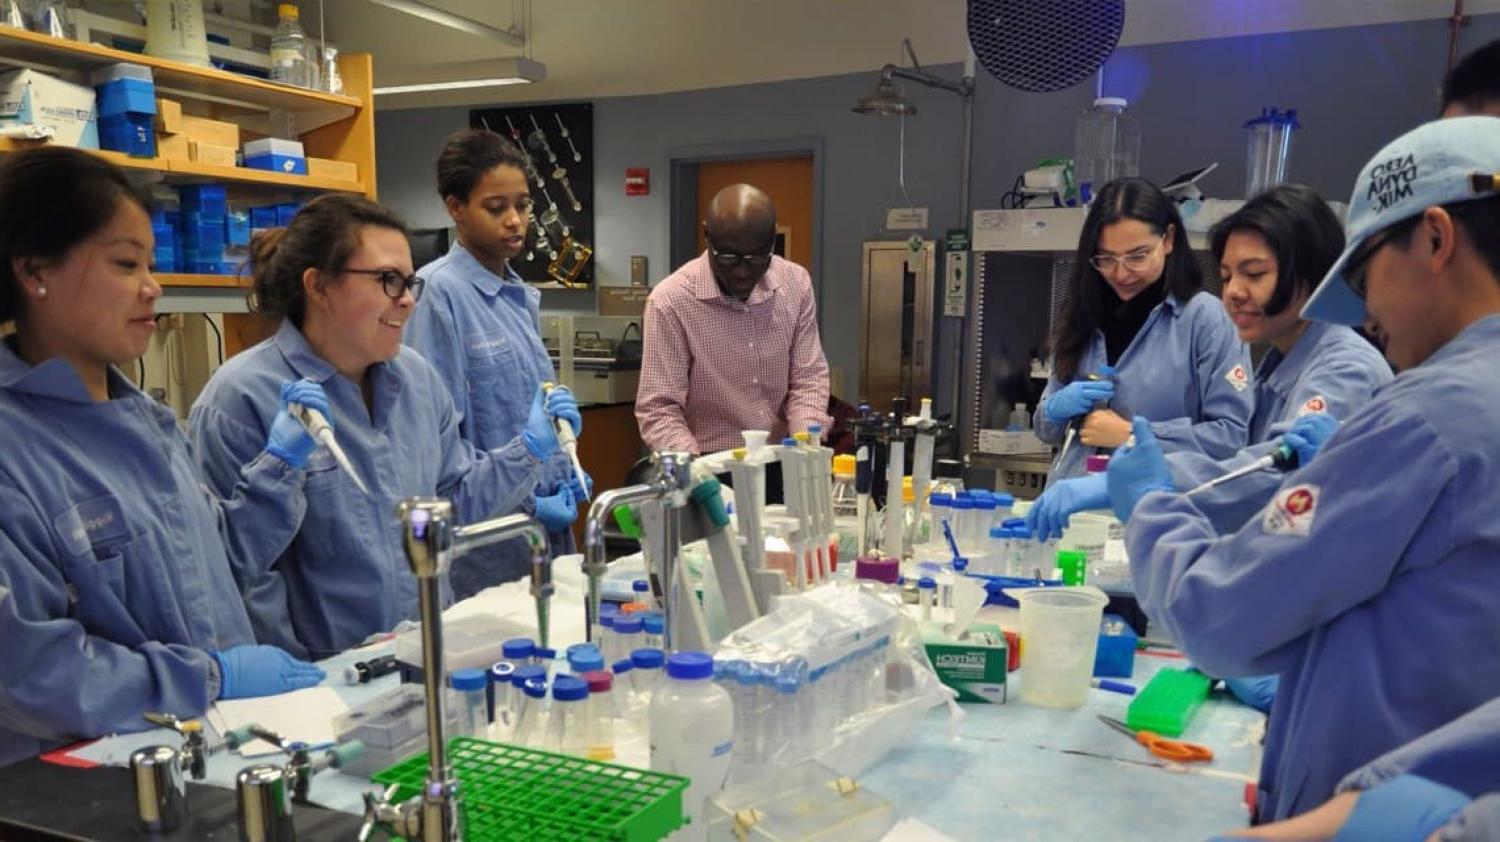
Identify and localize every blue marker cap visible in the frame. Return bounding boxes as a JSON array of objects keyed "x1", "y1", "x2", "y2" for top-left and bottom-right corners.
[
  {"x1": 631, "y1": 648, "x2": 665, "y2": 669},
  {"x1": 501, "y1": 637, "x2": 535, "y2": 659},
  {"x1": 551, "y1": 675, "x2": 589, "y2": 702},
  {"x1": 666, "y1": 651, "x2": 714, "y2": 680},
  {"x1": 450, "y1": 668, "x2": 486, "y2": 691}
]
